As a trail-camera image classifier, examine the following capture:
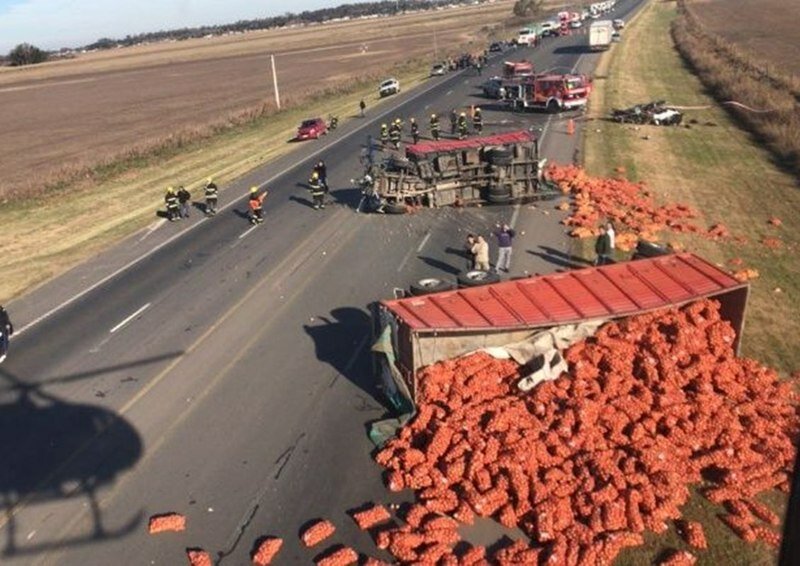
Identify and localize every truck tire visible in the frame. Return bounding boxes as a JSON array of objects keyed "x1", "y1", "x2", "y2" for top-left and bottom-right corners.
[
  {"x1": 409, "y1": 278, "x2": 455, "y2": 296},
  {"x1": 487, "y1": 192, "x2": 512, "y2": 204},
  {"x1": 632, "y1": 240, "x2": 669, "y2": 260},
  {"x1": 547, "y1": 99, "x2": 560, "y2": 114},
  {"x1": 384, "y1": 202, "x2": 408, "y2": 215},
  {"x1": 488, "y1": 148, "x2": 513, "y2": 166},
  {"x1": 458, "y1": 270, "x2": 501, "y2": 287}
]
